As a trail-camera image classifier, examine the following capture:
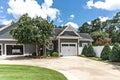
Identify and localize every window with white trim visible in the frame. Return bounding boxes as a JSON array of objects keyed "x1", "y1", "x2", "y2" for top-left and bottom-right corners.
[{"x1": 82, "y1": 43, "x2": 88, "y2": 47}]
